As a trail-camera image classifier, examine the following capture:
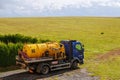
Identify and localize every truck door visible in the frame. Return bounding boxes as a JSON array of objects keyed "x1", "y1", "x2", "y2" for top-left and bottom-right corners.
[{"x1": 72, "y1": 42, "x2": 84, "y2": 60}]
